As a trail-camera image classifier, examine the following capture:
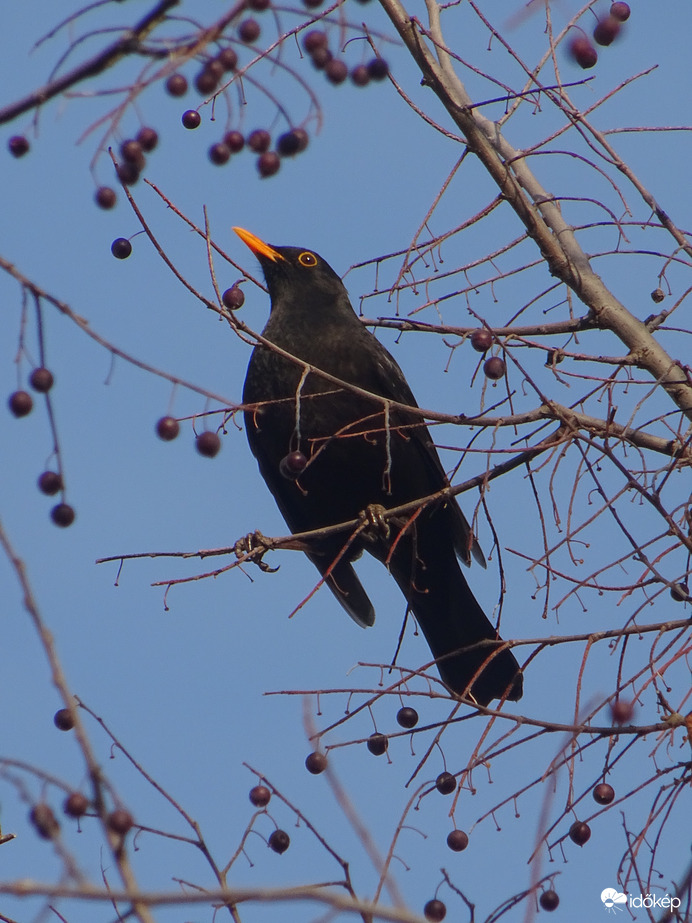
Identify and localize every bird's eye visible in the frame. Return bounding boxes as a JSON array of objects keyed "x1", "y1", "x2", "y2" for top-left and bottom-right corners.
[{"x1": 298, "y1": 251, "x2": 317, "y2": 267}]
